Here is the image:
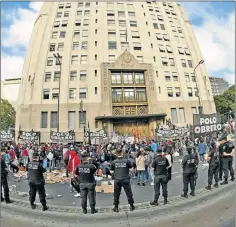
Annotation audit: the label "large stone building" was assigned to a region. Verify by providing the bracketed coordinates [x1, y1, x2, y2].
[209, 77, 230, 96]
[16, 1, 216, 142]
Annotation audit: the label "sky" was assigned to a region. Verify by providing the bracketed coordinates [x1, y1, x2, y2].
[1, 2, 235, 86]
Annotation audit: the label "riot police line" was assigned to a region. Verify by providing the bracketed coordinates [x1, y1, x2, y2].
[1, 134, 235, 214]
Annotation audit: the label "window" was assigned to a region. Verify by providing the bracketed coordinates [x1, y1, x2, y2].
[185, 73, 190, 82]
[123, 72, 133, 84]
[69, 89, 76, 99]
[188, 87, 193, 97]
[68, 111, 76, 129]
[54, 72, 60, 81]
[95, 70, 97, 77]
[75, 19, 81, 26]
[50, 112, 58, 128]
[81, 41, 88, 49]
[134, 72, 144, 83]
[71, 55, 78, 65]
[41, 112, 48, 128]
[160, 24, 165, 30]
[95, 87, 97, 94]
[112, 88, 122, 103]
[45, 73, 51, 82]
[124, 88, 135, 102]
[79, 111, 86, 128]
[194, 87, 199, 97]
[181, 59, 187, 67]
[73, 42, 80, 50]
[158, 86, 161, 93]
[95, 19, 98, 23]
[121, 42, 129, 50]
[159, 44, 165, 52]
[65, 3, 71, 8]
[179, 108, 185, 123]
[57, 43, 64, 51]
[128, 12, 135, 17]
[70, 71, 77, 81]
[95, 41, 97, 46]
[52, 88, 59, 99]
[57, 12, 62, 18]
[137, 56, 143, 63]
[82, 29, 88, 37]
[118, 11, 125, 17]
[74, 30, 80, 37]
[167, 87, 173, 97]
[54, 21, 60, 27]
[61, 20, 68, 27]
[192, 107, 197, 115]
[153, 56, 156, 62]
[119, 20, 126, 27]
[188, 60, 193, 68]
[164, 71, 171, 81]
[77, 10, 82, 16]
[175, 87, 181, 97]
[133, 42, 142, 50]
[117, 3, 124, 9]
[108, 41, 117, 49]
[43, 89, 50, 99]
[111, 73, 121, 84]
[131, 31, 140, 38]
[166, 46, 172, 53]
[169, 58, 175, 66]
[163, 35, 170, 41]
[47, 58, 53, 66]
[78, 2, 83, 7]
[192, 74, 196, 82]
[153, 23, 158, 29]
[185, 48, 190, 55]
[161, 57, 168, 66]
[85, 2, 90, 7]
[178, 47, 184, 54]
[60, 31, 66, 38]
[58, 4, 64, 9]
[120, 30, 127, 42]
[156, 33, 162, 40]
[80, 55, 87, 64]
[171, 108, 178, 124]
[52, 31, 58, 39]
[177, 27, 182, 33]
[79, 88, 87, 98]
[83, 19, 89, 26]
[136, 88, 146, 101]
[107, 19, 115, 25]
[130, 21, 137, 27]
[108, 30, 116, 40]
[80, 70, 87, 81]
[84, 10, 90, 16]
[109, 55, 115, 62]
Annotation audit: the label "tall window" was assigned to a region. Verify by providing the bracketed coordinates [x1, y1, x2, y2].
[108, 41, 117, 49]
[134, 72, 144, 84]
[167, 87, 173, 97]
[80, 70, 87, 81]
[69, 89, 76, 99]
[41, 112, 48, 128]
[171, 108, 178, 124]
[136, 88, 146, 101]
[54, 72, 60, 81]
[79, 88, 87, 98]
[123, 72, 133, 84]
[70, 71, 77, 81]
[45, 73, 51, 82]
[68, 111, 76, 129]
[112, 88, 122, 102]
[50, 112, 58, 128]
[79, 111, 86, 128]
[179, 108, 185, 123]
[80, 55, 87, 64]
[43, 89, 50, 99]
[124, 88, 135, 101]
[71, 55, 78, 64]
[52, 88, 59, 99]
[111, 73, 121, 84]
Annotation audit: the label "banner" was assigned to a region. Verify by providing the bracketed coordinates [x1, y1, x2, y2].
[111, 132, 128, 143]
[50, 131, 75, 143]
[157, 126, 189, 138]
[84, 129, 107, 138]
[0, 130, 15, 142]
[193, 113, 222, 136]
[19, 131, 40, 143]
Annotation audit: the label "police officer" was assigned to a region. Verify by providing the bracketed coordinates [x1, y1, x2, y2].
[220, 135, 235, 185]
[110, 149, 135, 213]
[181, 146, 199, 198]
[25, 152, 48, 211]
[205, 141, 220, 190]
[75, 156, 97, 214]
[218, 139, 224, 181]
[150, 149, 169, 206]
[1, 152, 12, 204]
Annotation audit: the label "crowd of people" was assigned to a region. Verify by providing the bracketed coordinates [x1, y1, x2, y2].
[1, 132, 235, 214]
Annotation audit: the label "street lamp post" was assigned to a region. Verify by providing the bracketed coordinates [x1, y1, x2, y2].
[193, 60, 204, 115]
[53, 53, 62, 132]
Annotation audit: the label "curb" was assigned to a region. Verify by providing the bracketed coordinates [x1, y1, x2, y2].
[2, 181, 235, 222]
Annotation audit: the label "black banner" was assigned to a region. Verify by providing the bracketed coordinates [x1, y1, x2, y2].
[84, 129, 107, 138]
[193, 113, 222, 136]
[50, 131, 75, 143]
[0, 130, 15, 142]
[157, 126, 189, 137]
[19, 131, 40, 143]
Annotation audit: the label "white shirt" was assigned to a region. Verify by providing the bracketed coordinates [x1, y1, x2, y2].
[165, 154, 172, 168]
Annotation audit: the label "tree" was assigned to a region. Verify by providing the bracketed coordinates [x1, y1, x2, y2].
[0, 99, 16, 130]
[214, 85, 235, 122]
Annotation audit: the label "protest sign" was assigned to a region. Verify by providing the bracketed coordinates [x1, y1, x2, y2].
[50, 131, 75, 143]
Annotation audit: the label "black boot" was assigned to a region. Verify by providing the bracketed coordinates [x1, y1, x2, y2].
[231, 178, 235, 182]
[83, 208, 87, 214]
[205, 185, 211, 190]
[164, 198, 168, 205]
[42, 205, 49, 211]
[130, 204, 135, 211]
[150, 200, 159, 206]
[5, 199, 12, 204]
[91, 208, 98, 214]
[181, 193, 188, 198]
[112, 206, 119, 213]
[31, 203, 36, 210]
[190, 191, 195, 196]
[220, 181, 228, 185]
[213, 183, 219, 188]
[137, 183, 140, 186]
[1, 197, 4, 202]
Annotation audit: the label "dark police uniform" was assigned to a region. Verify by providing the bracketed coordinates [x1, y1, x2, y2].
[75, 163, 97, 213]
[181, 153, 198, 196]
[151, 154, 169, 204]
[26, 160, 47, 209]
[221, 141, 235, 183]
[110, 157, 134, 210]
[218, 143, 224, 180]
[1, 158, 11, 203]
[207, 147, 220, 187]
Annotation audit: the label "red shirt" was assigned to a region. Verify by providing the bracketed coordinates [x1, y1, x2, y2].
[22, 149, 28, 157]
[9, 149, 16, 160]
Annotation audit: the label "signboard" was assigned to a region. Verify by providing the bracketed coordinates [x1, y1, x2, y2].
[193, 113, 222, 136]
[50, 131, 75, 143]
[157, 126, 190, 138]
[84, 129, 107, 138]
[19, 131, 40, 143]
[0, 130, 15, 142]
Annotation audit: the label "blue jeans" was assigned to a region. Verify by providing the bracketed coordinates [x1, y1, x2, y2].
[137, 170, 146, 183]
[149, 167, 154, 181]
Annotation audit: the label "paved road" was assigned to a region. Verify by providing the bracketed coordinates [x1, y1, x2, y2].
[1, 185, 235, 227]
[8, 160, 211, 206]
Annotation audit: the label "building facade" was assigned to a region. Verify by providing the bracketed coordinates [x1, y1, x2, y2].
[209, 77, 230, 96]
[1, 78, 21, 109]
[16, 2, 216, 142]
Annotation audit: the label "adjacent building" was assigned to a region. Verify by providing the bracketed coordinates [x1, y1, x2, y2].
[209, 77, 230, 96]
[16, 2, 216, 142]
